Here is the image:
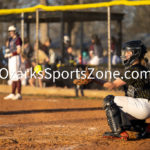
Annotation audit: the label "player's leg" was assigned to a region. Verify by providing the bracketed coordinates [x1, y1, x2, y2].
[74, 85, 79, 97]
[80, 86, 84, 96]
[12, 81, 17, 95]
[29, 78, 35, 87]
[103, 95, 129, 140]
[12, 56, 22, 100]
[17, 79, 21, 94]
[114, 96, 150, 120]
[4, 57, 16, 100]
[38, 78, 43, 88]
[13, 79, 22, 100]
[114, 96, 150, 138]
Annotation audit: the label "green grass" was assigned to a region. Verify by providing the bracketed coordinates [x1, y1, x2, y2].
[0, 92, 103, 101]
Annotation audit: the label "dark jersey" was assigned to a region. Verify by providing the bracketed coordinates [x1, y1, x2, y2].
[121, 64, 150, 99]
[9, 36, 22, 53]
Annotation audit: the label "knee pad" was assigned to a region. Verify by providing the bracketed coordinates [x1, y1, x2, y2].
[103, 95, 115, 109]
[104, 95, 139, 132]
[103, 95, 122, 133]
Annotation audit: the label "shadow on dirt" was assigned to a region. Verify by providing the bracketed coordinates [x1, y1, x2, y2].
[0, 107, 103, 115]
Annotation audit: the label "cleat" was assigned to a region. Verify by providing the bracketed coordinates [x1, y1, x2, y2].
[103, 131, 129, 141]
[137, 123, 150, 139]
[12, 93, 22, 100]
[4, 94, 15, 100]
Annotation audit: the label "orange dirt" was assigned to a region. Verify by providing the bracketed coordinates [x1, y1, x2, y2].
[0, 86, 150, 150]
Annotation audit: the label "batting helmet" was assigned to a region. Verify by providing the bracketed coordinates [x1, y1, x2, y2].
[8, 25, 16, 32]
[121, 40, 147, 66]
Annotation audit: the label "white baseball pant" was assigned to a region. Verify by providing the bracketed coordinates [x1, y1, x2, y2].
[8, 55, 21, 81]
[114, 96, 150, 120]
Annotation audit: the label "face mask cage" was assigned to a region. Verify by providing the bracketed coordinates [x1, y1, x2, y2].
[121, 47, 141, 66]
[121, 50, 127, 61]
[121, 49, 131, 65]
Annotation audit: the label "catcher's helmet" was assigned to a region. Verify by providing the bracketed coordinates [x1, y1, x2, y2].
[8, 25, 16, 32]
[121, 40, 147, 66]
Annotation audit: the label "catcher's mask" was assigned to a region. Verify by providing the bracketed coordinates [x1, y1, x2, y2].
[121, 40, 147, 67]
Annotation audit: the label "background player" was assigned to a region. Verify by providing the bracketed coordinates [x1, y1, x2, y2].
[4, 25, 22, 100]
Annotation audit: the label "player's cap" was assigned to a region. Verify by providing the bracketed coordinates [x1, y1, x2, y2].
[8, 25, 16, 31]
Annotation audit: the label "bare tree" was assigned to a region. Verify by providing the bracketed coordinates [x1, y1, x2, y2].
[130, 6, 150, 33]
[0, 0, 21, 46]
[61, 0, 110, 46]
[71, 0, 83, 46]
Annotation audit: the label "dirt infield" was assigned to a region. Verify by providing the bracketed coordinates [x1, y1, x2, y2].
[0, 86, 150, 150]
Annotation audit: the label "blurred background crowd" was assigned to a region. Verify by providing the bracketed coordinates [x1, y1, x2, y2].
[0, 0, 150, 90]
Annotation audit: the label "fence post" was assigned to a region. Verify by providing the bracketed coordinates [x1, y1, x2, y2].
[107, 6, 111, 82]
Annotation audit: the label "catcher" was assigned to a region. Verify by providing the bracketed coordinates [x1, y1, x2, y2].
[74, 40, 150, 140]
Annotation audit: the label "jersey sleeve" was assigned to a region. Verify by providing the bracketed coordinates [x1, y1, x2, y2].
[15, 37, 22, 46]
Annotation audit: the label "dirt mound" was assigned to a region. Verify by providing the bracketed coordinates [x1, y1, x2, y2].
[0, 89, 150, 150]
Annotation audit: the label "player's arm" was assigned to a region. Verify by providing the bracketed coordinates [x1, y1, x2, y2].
[4, 38, 22, 58]
[12, 37, 22, 56]
[73, 70, 127, 89]
[16, 45, 21, 54]
[103, 78, 126, 90]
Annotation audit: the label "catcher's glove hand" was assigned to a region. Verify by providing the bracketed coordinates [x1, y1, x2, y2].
[73, 70, 93, 85]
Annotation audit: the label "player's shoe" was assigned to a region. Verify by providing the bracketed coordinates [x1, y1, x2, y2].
[4, 93, 15, 100]
[136, 123, 150, 139]
[103, 131, 129, 141]
[12, 93, 22, 100]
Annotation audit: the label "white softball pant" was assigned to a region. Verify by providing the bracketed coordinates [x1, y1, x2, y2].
[8, 55, 21, 81]
[114, 96, 150, 120]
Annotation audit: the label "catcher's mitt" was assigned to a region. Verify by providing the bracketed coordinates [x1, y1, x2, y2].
[73, 70, 93, 85]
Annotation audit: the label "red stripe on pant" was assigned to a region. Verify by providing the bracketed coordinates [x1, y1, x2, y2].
[12, 80, 21, 94]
